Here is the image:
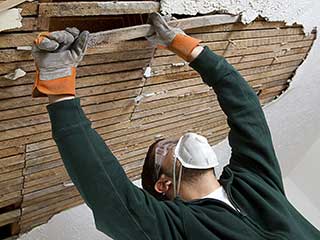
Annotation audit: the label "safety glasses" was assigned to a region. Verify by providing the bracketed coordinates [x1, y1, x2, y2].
[154, 137, 182, 198]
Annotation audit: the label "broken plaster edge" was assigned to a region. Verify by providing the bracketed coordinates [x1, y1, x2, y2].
[160, 0, 316, 34]
[0, 8, 22, 32]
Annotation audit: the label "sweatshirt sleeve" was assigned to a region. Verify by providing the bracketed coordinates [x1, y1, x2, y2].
[46, 98, 183, 240]
[189, 46, 284, 193]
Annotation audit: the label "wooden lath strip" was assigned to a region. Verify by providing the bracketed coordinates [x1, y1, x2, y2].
[0, 209, 20, 227]
[87, 14, 239, 46]
[0, 0, 29, 13]
[39, 1, 160, 17]
[0, 58, 305, 136]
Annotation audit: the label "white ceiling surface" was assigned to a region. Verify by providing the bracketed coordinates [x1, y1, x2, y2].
[160, 0, 316, 33]
[18, 1, 320, 239]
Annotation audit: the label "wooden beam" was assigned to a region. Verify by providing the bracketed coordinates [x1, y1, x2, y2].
[0, 0, 30, 13]
[88, 14, 239, 46]
[39, 1, 160, 17]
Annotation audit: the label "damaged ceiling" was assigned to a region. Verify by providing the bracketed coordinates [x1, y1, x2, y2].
[0, 0, 316, 238]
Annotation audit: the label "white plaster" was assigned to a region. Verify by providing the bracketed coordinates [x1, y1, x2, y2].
[17, 1, 320, 239]
[160, 0, 316, 33]
[0, 8, 22, 32]
[4, 68, 26, 80]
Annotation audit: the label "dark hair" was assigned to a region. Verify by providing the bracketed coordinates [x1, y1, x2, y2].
[141, 138, 165, 200]
[141, 139, 216, 200]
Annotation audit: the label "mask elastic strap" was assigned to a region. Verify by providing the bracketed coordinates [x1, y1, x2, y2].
[176, 164, 183, 196]
[173, 156, 183, 198]
[173, 156, 177, 198]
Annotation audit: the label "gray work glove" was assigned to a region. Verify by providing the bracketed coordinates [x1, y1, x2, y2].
[32, 27, 89, 97]
[146, 12, 184, 47]
[146, 12, 201, 61]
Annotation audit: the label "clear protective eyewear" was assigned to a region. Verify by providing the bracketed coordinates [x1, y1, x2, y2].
[154, 137, 182, 198]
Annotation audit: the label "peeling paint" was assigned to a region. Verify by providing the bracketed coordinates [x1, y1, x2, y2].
[0, 8, 22, 32]
[160, 0, 315, 33]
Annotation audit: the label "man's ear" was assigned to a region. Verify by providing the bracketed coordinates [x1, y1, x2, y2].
[154, 174, 172, 193]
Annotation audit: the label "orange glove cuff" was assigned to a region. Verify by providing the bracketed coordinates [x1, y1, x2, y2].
[168, 34, 201, 62]
[34, 32, 50, 45]
[32, 67, 76, 98]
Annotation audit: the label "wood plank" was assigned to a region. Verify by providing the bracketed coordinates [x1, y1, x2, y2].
[21, 104, 216, 162]
[191, 27, 304, 43]
[104, 102, 222, 141]
[24, 165, 66, 182]
[24, 159, 63, 175]
[23, 174, 70, 194]
[0, 59, 300, 148]
[25, 152, 60, 167]
[0, 83, 139, 118]
[0, 190, 21, 205]
[22, 184, 72, 203]
[25, 145, 57, 160]
[21, 108, 226, 170]
[20, 196, 83, 233]
[19, 1, 38, 16]
[106, 113, 227, 149]
[23, 170, 68, 190]
[150, 49, 307, 77]
[0, 154, 24, 167]
[185, 20, 295, 34]
[0, 181, 22, 196]
[25, 95, 216, 157]
[0, 209, 20, 227]
[151, 46, 309, 67]
[39, 1, 160, 17]
[0, 55, 149, 78]
[22, 186, 78, 207]
[20, 196, 83, 230]
[0, 162, 24, 174]
[87, 14, 238, 46]
[0, 0, 29, 12]
[0, 122, 51, 142]
[0, 112, 132, 150]
[0, 32, 38, 49]
[22, 188, 79, 215]
[0, 146, 24, 158]
[0, 196, 21, 209]
[0, 169, 22, 182]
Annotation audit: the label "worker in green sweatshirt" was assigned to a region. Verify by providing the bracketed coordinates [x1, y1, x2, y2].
[31, 12, 320, 240]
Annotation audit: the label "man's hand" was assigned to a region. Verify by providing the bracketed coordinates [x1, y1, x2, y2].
[146, 12, 201, 62]
[32, 27, 89, 98]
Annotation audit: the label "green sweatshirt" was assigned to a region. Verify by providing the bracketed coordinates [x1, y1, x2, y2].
[47, 47, 320, 240]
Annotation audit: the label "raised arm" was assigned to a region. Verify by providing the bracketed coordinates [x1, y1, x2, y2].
[47, 98, 183, 239]
[31, 28, 184, 240]
[189, 47, 284, 193]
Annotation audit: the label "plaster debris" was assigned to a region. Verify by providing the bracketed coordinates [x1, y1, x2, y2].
[171, 62, 186, 67]
[160, 0, 315, 33]
[63, 181, 75, 187]
[143, 66, 152, 78]
[134, 91, 168, 105]
[4, 68, 26, 80]
[17, 46, 33, 51]
[0, 8, 22, 32]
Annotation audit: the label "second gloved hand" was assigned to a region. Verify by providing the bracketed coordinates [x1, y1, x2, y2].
[32, 27, 89, 98]
[146, 12, 201, 62]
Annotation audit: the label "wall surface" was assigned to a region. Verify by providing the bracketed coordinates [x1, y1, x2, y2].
[18, 0, 320, 239]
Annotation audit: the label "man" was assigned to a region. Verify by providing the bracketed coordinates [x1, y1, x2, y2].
[32, 12, 320, 240]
